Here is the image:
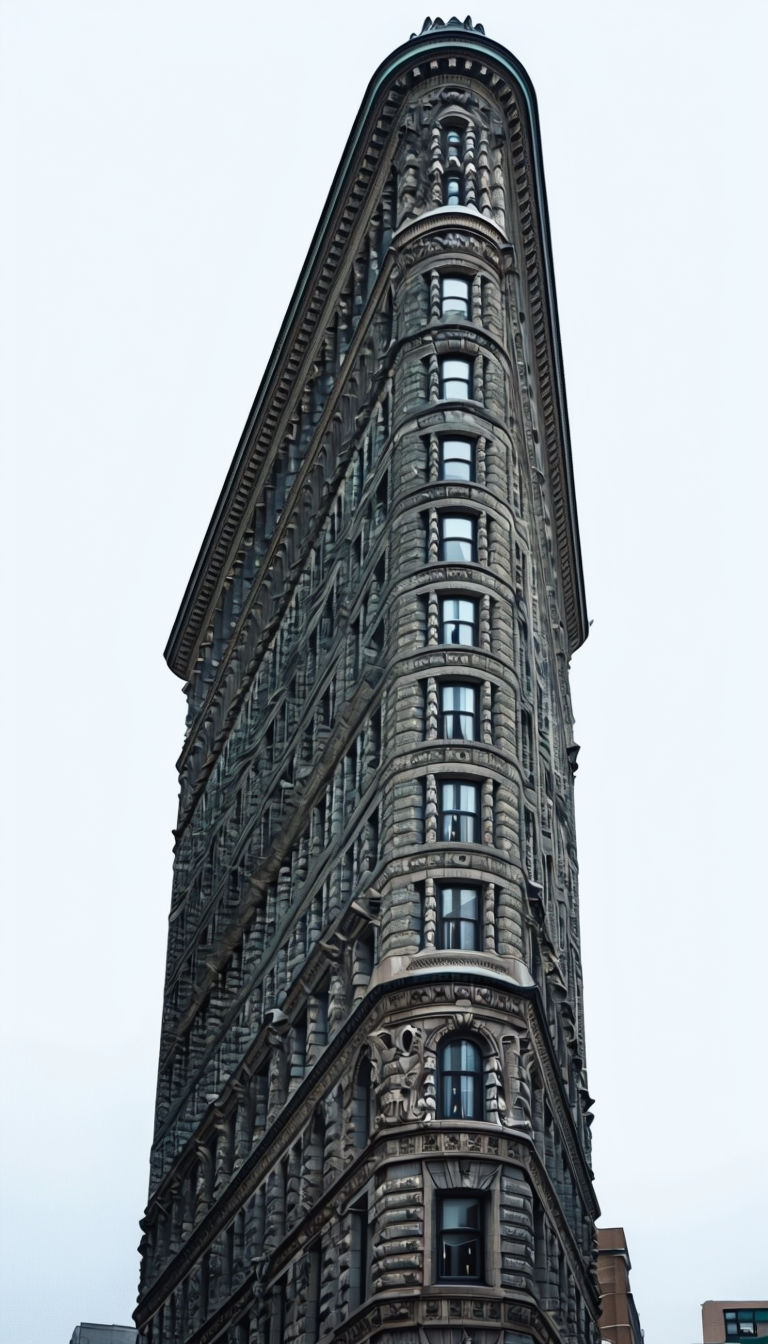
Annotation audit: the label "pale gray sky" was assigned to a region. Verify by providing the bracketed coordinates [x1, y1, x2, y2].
[1, 4, 766, 1343]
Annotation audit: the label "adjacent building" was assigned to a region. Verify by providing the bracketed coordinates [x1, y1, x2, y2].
[595, 1228, 643, 1344]
[70, 1326, 137, 1344]
[702, 1303, 768, 1343]
[136, 17, 600, 1344]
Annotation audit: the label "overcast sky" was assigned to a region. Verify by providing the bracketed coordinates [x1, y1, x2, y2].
[1, 3, 766, 1343]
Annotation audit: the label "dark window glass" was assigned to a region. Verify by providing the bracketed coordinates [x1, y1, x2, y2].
[440, 597, 477, 646]
[439, 780, 480, 843]
[441, 683, 477, 740]
[440, 514, 476, 562]
[439, 1038, 483, 1118]
[441, 276, 470, 319]
[438, 1195, 483, 1280]
[439, 357, 472, 400]
[438, 884, 480, 949]
[440, 437, 474, 482]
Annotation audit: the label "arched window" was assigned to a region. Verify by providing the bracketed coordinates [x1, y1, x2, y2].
[352, 1055, 372, 1148]
[438, 1038, 484, 1118]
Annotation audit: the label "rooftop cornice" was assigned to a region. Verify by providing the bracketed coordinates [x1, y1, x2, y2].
[164, 23, 588, 679]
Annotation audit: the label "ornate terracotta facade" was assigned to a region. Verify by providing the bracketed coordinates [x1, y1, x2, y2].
[136, 18, 599, 1344]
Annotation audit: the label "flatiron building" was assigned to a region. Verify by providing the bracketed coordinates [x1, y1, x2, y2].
[136, 18, 600, 1344]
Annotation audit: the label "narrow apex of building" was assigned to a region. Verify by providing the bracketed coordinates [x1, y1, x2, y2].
[412, 17, 486, 38]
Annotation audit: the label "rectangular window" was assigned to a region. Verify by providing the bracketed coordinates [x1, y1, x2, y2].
[437, 884, 480, 949]
[349, 1195, 370, 1309]
[439, 514, 476, 562]
[440, 436, 475, 482]
[439, 357, 472, 400]
[440, 275, 470, 319]
[438, 1195, 484, 1281]
[439, 780, 480, 843]
[440, 597, 478, 646]
[306, 1241, 322, 1342]
[440, 683, 477, 740]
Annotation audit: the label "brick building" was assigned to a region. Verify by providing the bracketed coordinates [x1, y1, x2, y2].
[136, 17, 600, 1344]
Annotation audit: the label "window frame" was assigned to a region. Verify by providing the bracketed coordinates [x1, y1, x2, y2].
[439, 355, 472, 401]
[440, 274, 471, 320]
[436, 1193, 485, 1283]
[439, 513, 477, 564]
[437, 883, 481, 950]
[439, 682, 478, 741]
[437, 1037, 484, 1119]
[439, 436, 475, 483]
[438, 779, 480, 843]
[439, 596, 478, 647]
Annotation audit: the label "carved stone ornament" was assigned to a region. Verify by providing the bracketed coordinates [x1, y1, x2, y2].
[369, 1023, 434, 1125]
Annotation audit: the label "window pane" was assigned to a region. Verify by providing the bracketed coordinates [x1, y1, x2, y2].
[440, 597, 477, 646]
[441, 683, 476, 740]
[440, 515, 475, 562]
[445, 129, 463, 157]
[445, 175, 461, 204]
[440, 438, 474, 481]
[439, 781, 479, 842]
[440, 358, 471, 399]
[441, 277, 470, 318]
[439, 1196, 482, 1280]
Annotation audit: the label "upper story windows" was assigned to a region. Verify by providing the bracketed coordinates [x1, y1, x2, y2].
[443, 124, 466, 206]
[438, 883, 480, 950]
[438, 1038, 484, 1118]
[439, 356, 472, 400]
[437, 1195, 484, 1281]
[440, 275, 470, 319]
[440, 436, 475, 482]
[439, 780, 480, 843]
[440, 683, 477, 740]
[440, 597, 478, 646]
[439, 513, 476, 563]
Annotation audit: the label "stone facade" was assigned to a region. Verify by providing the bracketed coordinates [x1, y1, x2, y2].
[136, 18, 599, 1344]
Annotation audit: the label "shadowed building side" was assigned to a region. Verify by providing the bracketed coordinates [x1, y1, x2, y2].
[136, 17, 600, 1344]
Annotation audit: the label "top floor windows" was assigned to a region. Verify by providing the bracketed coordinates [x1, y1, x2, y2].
[444, 126, 464, 159]
[443, 125, 465, 206]
[440, 357, 472, 400]
[441, 275, 470, 320]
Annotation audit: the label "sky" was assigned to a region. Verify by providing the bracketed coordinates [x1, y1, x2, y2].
[1, 3, 766, 1343]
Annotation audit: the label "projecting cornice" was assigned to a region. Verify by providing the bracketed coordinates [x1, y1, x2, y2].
[164, 23, 588, 679]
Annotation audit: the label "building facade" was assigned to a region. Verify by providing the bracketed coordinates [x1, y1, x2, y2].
[595, 1228, 643, 1344]
[136, 17, 599, 1344]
